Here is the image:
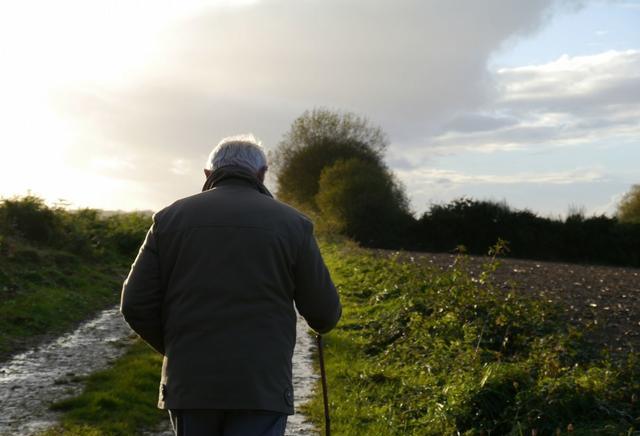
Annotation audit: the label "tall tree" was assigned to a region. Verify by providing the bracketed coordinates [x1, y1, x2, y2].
[272, 108, 388, 209]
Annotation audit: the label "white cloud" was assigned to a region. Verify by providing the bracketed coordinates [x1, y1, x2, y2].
[90, 156, 136, 173]
[498, 50, 639, 102]
[170, 159, 193, 176]
[11, 0, 622, 215]
[423, 50, 640, 157]
[52, 0, 569, 170]
[399, 167, 605, 187]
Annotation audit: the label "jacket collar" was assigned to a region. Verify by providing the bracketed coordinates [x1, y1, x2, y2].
[202, 165, 273, 198]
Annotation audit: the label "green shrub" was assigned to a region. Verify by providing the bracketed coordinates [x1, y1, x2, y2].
[0, 195, 150, 258]
[104, 212, 151, 256]
[0, 195, 59, 243]
[316, 158, 411, 248]
[304, 242, 640, 435]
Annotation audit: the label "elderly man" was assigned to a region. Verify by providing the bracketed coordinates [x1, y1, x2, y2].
[120, 135, 341, 436]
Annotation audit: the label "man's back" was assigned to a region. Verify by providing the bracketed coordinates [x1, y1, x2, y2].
[121, 167, 341, 416]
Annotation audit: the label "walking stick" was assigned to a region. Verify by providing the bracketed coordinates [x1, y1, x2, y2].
[316, 334, 331, 436]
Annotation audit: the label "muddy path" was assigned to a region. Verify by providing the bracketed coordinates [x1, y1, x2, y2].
[286, 314, 321, 435]
[0, 307, 320, 435]
[0, 307, 133, 435]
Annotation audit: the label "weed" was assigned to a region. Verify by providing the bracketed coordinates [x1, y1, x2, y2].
[32, 238, 640, 435]
[303, 241, 640, 435]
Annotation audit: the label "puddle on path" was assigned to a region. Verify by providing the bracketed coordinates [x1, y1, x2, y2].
[0, 307, 133, 436]
[285, 314, 320, 436]
[0, 308, 320, 435]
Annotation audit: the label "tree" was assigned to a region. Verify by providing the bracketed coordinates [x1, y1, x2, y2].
[315, 158, 412, 247]
[617, 184, 640, 224]
[272, 108, 389, 209]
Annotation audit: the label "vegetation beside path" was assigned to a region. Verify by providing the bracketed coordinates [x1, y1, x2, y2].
[0, 195, 150, 360]
[42, 238, 640, 435]
[5, 195, 638, 435]
[40, 340, 166, 436]
[303, 241, 640, 435]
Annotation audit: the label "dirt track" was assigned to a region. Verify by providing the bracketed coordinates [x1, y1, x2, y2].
[380, 250, 640, 357]
[0, 307, 132, 435]
[0, 307, 319, 435]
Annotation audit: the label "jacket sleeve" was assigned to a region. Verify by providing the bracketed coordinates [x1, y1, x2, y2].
[293, 223, 342, 334]
[120, 218, 165, 354]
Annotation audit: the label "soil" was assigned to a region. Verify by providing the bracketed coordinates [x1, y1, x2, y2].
[0, 300, 121, 365]
[0, 307, 134, 435]
[378, 249, 640, 358]
[286, 314, 321, 435]
[0, 306, 319, 436]
[7, 248, 635, 434]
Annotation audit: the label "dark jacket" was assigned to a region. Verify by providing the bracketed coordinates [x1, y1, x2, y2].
[120, 166, 341, 414]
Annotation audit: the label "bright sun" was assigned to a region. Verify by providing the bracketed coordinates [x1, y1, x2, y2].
[0, 0, 256, 210]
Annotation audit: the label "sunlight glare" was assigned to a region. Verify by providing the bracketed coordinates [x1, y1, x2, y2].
[0, 1, 261, 208]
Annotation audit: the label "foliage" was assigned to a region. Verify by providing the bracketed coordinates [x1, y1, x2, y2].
[0, 195, 151, 359]
[103, 211, 153, 256]
[414, 198, 640, 267]
[272, 110, 640, 267]
[617, 184, 640, 224]
[37, 240, 640, 434]
[272, 108, 389, 209]
[302, 242, 640, 435]
[0, 239, 124, 358]
[316, 158, 412, 248]
[0, 195, 59, 243]
[0, 195, 151, 258]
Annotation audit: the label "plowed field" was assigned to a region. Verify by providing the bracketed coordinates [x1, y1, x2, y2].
[382, 250, 640, 358]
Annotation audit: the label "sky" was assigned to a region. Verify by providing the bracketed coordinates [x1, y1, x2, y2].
[0, 0, 638, 217]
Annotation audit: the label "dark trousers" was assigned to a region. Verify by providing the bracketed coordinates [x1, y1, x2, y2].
[169, 409, 288, 436]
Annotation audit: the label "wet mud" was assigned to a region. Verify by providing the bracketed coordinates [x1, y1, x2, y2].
[286, 314, 321, 436]
[0, 307, 320, 435]
[0, 307, 133, 435]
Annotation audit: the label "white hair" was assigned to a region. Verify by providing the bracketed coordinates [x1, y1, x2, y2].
[205, 134, 267, 173]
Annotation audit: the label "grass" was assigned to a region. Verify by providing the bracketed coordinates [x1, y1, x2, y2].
[0, 239, 129, 359]
[31, 239, 640, 435]
[41, 340, 166, 436]
[302, 241, 640, 435]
